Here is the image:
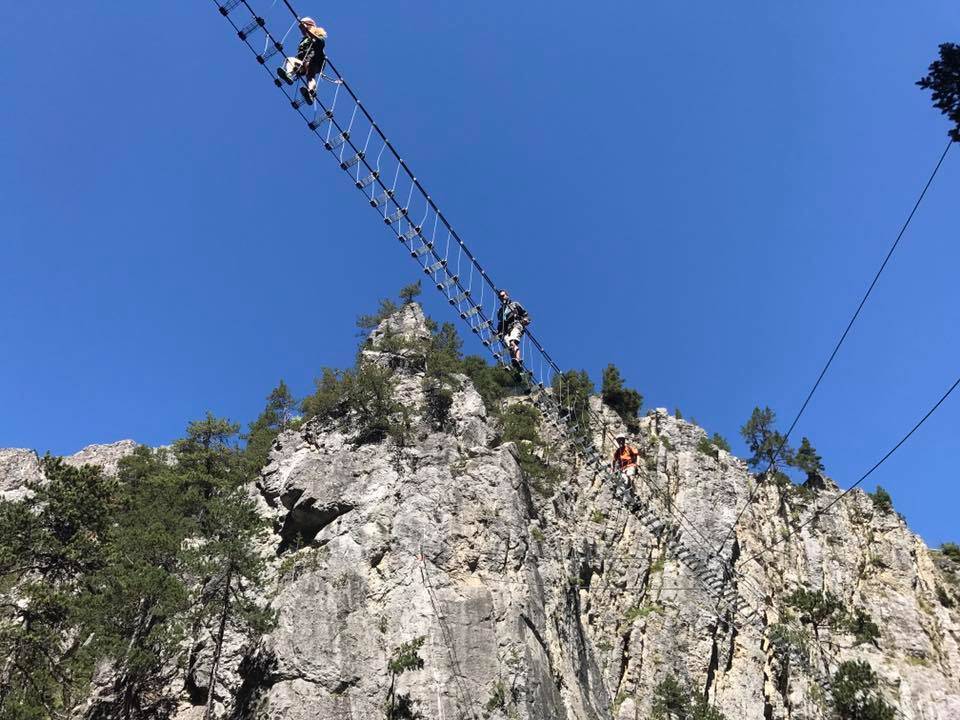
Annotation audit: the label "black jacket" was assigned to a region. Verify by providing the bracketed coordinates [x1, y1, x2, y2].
[297, 35, 326, 76]
[497, 300, 527, 336]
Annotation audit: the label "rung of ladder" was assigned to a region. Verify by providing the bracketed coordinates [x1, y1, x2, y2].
[256, 45, 280, 64]
[356, 171, 379, 189]
[384, 207, 408, 225]
[238, 17, 265, 40]
[460, 305, 481, 319]
[370, 189, 394, 208]
[218, 0, 244, 15]
[340, 151, 364, 170]
[448, 290, 471, 305]
[436, 275, 458, 290]
[471, 319, 493, 334]
[411, 243, 435, 259]
[401, 226, 423, 242]
[424, 261, 446, 275]
[324, 132, 350, 150]
[308, 110, 333, 131]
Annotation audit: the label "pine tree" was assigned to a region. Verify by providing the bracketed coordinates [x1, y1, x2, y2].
[917, 43, 960, 142]
[81, 447, 196, 720]
[398, 280, 422, 305]
[553, 370, 595, 428]
[600, 364, 643, 431]
[0, 457, 119, 717]
[244, 380, 298, 475]
[189, 486, 274, 720]
[790, 437, 824, 482]
[831, 661, 895, 720]
[739, 407, 793, 476]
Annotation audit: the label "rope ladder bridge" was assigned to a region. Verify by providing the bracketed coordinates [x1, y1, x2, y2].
[211, 0, 777, 635]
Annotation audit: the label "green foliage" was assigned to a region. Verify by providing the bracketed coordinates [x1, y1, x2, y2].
[244, 379, 298, 475]
[0, 457, 121, 716]
[462, 355, 524, 411]
[696, 433, 730, 459]
[674, 408, 683, 420]
[651, 675, 730, 720]
[398, 280, 422, 305]
[651, 675, 689, 720]
[303, 363, 409, 446]
[423, 381, 454, 430]
[786, 587, 846, 627]
[831, 661, 895, 720]
[601, 364, 643, 431]
[552, 369, 595, 428]
[786, 586, 880, 646]
[624, 603, 663, 623]
[942, 542, 960, 563]
[302, 367, 348, 422]
[869, 486, 894, 515]
[386, 637, 426, 719]
[847, 608, 881, 646]
[0, 416, 277, 719]
[500, 404, 560, 496]
[740, 406, 793, 474]
[357, 298, 400, 332]
[768, 623, 811, 668]
[790, 437, 824, 480]
[387, 636, 426, 676]
[917, 43, 960, 142]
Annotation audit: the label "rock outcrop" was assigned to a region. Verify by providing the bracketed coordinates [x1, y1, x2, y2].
[3, 305, 958, 719]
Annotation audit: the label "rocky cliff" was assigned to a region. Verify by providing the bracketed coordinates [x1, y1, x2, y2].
[3, 305, 958, 720]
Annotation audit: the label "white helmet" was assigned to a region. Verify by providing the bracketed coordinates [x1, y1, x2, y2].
[300, 17, 316, 26]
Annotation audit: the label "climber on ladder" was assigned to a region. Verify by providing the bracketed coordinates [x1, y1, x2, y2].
[612, 434, 640, 478]
[496, 289, 530, 369]
[277, 17, 327, 104]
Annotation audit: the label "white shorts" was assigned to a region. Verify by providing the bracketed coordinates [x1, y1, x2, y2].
[504, 323, 524, 346]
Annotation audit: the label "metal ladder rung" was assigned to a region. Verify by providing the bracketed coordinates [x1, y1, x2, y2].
[356, 171, 379, 189]
[256, 45, 281, 64]
[424, 261, 447, 275]
[238, 17, 265, 40]
[308, 110, 334, 131]
[411, 243, 435, 259]
[448, 290, 471, 305]
[218, 0, 243, 16]
[471, 319, 493, 334]
[460, 305, 481, 319]
[385, 207, 408, 225]
[340, 152, 365, 170]
[436, 275, 458, 290]
[370, 189, 394, 208]
[401, 226, 424, 242]
[324, 131, 350, 150]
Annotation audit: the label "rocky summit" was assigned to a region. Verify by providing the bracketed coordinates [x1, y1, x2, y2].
[2, 304, 958, 720]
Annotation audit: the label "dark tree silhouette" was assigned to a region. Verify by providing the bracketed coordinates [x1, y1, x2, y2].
[917, 43, 960, 142]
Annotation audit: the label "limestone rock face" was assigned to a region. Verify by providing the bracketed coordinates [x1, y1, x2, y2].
[0, 449, 42, 501]
[63, 439, 139, 477]
[2, 305, 958, 719]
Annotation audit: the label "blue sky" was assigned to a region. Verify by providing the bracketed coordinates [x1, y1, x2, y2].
[1, 3, 957, 546]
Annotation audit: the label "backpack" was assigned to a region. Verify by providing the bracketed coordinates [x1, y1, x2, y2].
[513, 302, 531, 326]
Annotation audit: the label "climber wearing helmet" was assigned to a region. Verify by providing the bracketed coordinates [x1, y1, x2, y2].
[612, 434, 640, 478]
[277, 17, 327, 104]
[496, 289, 530, 368]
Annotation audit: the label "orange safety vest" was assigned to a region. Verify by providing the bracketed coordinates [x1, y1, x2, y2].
[613, 444, 639, 470]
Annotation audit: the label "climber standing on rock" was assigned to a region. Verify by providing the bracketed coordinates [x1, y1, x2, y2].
[612, 434, 640, 478]
[277, 17, 328, 104]
[496, 289, 530, 369]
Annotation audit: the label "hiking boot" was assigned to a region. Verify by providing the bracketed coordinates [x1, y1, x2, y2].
[300, 86, 316, 104]
[277, 67, 295, 85]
